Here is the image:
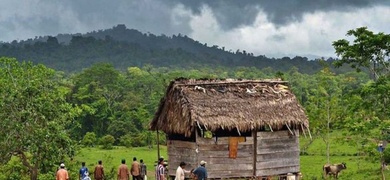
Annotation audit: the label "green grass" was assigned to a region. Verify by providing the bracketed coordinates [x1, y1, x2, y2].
[300, 131, 390, 180]
[300, 155, 388, 180]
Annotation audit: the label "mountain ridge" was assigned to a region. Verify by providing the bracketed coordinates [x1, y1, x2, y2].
[0, 24, 342, 74]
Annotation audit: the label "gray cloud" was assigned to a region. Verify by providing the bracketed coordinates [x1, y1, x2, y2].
[2, 0, 389, 42]
[0, 0, 191, 42]
[176, 0, 390, 29]
[0, 0, 389, 57]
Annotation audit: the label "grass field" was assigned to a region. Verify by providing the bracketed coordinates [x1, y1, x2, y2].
[75, 133, 390, 180]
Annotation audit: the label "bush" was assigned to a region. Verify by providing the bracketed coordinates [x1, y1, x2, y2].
[100, 135, 115, 149]
[131, 135, 147, 147]
[383, 146, 390, 163]
[82, 132, 97, 147]
[119, 134, 133, 148]
[0, 157, 29, 180]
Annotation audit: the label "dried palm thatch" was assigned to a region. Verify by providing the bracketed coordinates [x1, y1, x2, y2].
[150, 78, 309, 137]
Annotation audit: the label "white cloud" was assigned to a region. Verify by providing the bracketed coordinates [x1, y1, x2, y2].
[186, 5, 390, 58]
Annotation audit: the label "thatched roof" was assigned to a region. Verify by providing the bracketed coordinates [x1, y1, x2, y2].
[150, 78, 309, 137]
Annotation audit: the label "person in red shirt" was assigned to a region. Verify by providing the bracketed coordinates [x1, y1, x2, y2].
[94, 160, 105, 180]
[131, 157, 141, 180]
[118, 159, 130, 180]
[56, 163, 69, 180]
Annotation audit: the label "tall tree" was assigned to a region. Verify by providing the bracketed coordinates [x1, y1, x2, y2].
[333, 27, 390, 80]
[305, 66, 344, 163]
[0, 57, 79, 180]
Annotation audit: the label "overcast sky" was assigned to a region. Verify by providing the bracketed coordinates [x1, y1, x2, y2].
[1, 0, 389, 58]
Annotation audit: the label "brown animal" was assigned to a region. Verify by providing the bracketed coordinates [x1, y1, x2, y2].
[323, 162, 346, 179]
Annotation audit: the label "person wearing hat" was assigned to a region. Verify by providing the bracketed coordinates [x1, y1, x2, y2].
[175, 162, 191, 180]
[192, 161, 207, 180]
[56, 163, 69, 180]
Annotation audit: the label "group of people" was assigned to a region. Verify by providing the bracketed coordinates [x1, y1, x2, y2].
[117, 157, 148, 180]
[56, 158, 147, 180]
[56, 156, 207, 180]
[156, 156, 208, 180]
[56, 160, 104, 180]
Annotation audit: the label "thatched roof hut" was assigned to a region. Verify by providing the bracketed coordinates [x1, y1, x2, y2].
[150, 78, 309, 179]
[151, 78, 308, 135]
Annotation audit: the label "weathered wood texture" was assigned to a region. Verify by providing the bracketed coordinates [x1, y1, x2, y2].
[167, 140, 198, 176]
[196, 136, 254, 178]
[256, 130, 300, 176]
[168, 130, 301, 178]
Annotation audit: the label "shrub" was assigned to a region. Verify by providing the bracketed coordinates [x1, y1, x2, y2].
[119, 134, 133, 148]
[82, 132, 97, 147]
[383, 146, 390, 163]
[131, 135, 146, 147]
[0, 157, 29, 180]
[100, 135, 115, 149]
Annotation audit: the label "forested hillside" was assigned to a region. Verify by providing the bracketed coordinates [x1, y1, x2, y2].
[0, 24, 351, 74]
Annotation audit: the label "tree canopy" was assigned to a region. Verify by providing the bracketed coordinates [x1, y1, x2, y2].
[333, 27, 390, 80]
[0, 57, 79, 180]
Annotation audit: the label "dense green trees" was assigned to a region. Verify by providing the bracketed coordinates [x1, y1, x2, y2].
[333, 27, 390, 146]
[0, 58, 79, 180]
[0, 56, 385, 178]
[333, 28, 390, 176]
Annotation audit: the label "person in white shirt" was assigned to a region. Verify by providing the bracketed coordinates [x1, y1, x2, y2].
[175, 162, 190, 180]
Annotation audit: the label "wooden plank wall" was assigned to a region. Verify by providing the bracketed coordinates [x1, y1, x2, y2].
[167, 140, 198, 177]
[196, 136, 254, 178]
[256, 130, 300, 176]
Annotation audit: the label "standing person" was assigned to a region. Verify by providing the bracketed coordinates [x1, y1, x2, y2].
[56, 163, 69, 180]
[118, 159, 130, 180]
[155, 157, 165, 180]
[192, 161, 207, 180]
[140, 159, 147, 180]
[131, 157, 141, 180]
[94, 160, 105, 180]
[175, 162, 191, 180]
[79, 162, 89, 180]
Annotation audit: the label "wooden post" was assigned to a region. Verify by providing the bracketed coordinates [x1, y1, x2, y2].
[253, 130, 257, 177]
[157, 129, 160, 160]
[195, 128, 199, 166]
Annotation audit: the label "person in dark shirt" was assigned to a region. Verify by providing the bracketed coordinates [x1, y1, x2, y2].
[79, 162, 89, 180]
[140, 159, 147, 180]
[192, 160, 207, 180]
